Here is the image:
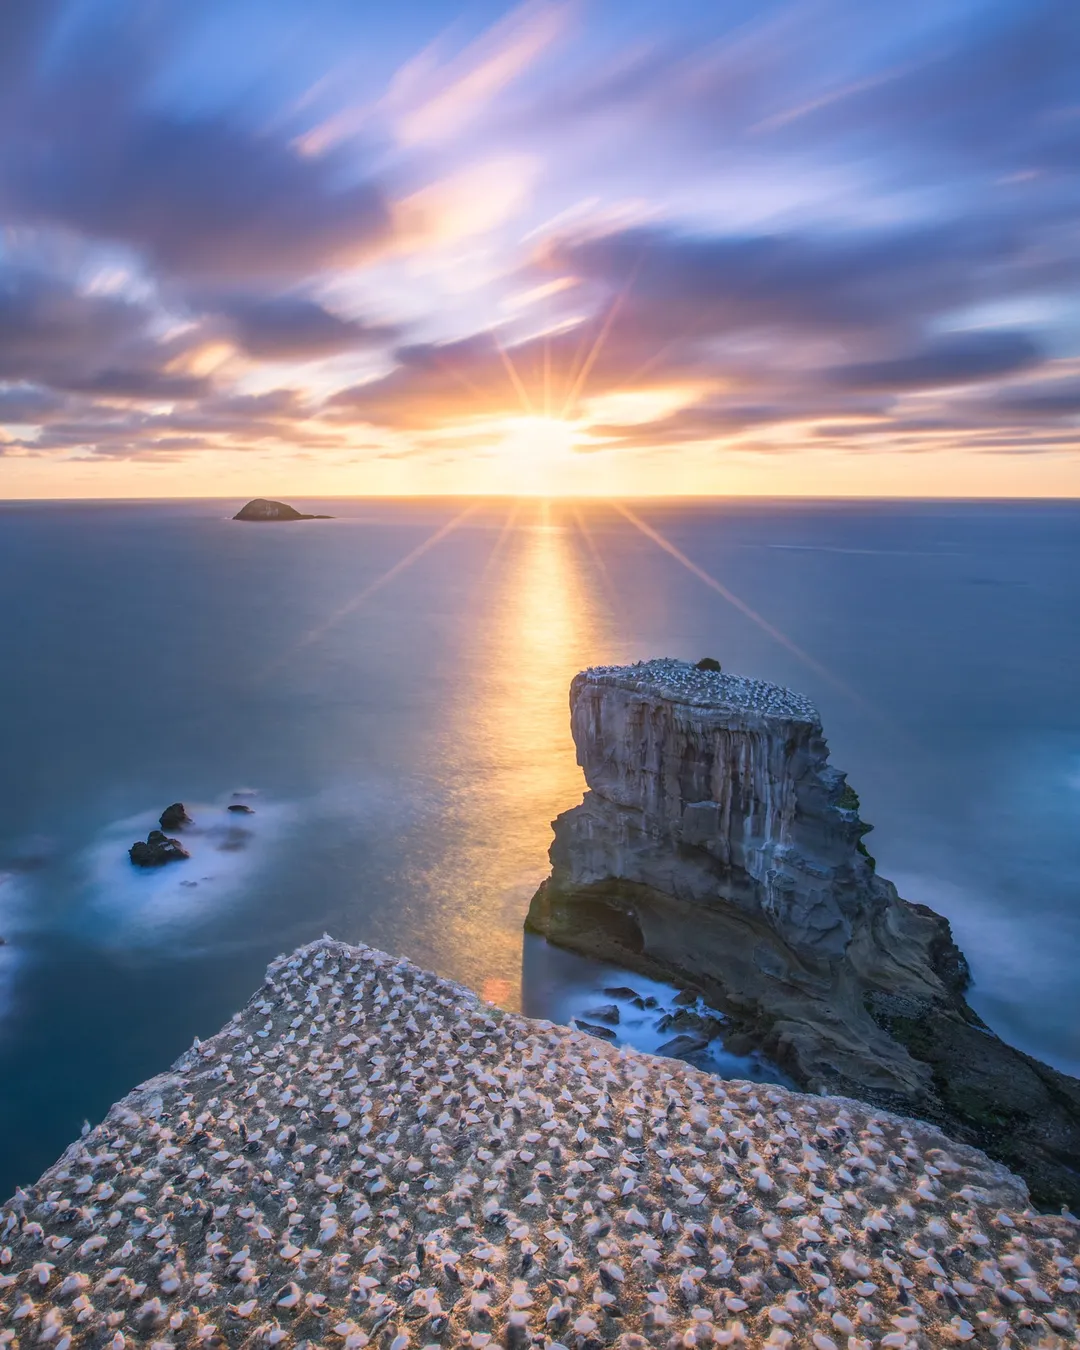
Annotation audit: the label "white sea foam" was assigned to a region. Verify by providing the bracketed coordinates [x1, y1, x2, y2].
[79, 797, 299, 945]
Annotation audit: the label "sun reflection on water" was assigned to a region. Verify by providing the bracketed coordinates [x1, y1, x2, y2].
[405, 500, 618, 1009]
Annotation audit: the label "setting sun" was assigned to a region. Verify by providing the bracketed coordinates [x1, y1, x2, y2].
[491, 415, 587, 493]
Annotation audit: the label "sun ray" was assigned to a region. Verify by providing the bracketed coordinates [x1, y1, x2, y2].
[262, 504, 479, 677]
[431, 350, 491, 405]
[491, 328, 536, 417]
[616, 326, 709, 394]
[611, 502, 872, 711]
[559, 251, 645, 419]
[476, 500, 523, 584]
[571, 504, 618, 612]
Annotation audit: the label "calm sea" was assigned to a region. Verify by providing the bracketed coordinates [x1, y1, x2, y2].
[1, 497, 1078, 1198]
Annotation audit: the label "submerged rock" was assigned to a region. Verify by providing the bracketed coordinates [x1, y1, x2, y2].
[527, 657, 1080, 1209]
[129, 829, 189, 867]
[232, 497, 332, 521]
[158, 802, 192, 831]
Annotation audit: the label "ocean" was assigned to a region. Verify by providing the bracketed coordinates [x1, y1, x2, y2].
[1, 496, 1078, 1200]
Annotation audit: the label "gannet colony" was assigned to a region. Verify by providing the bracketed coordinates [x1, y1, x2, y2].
[3, 938, 1078, 1350]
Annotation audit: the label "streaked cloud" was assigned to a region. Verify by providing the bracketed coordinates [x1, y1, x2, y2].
[0, 0, 1077, 496]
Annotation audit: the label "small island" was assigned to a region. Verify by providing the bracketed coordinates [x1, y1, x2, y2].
[232, 498, 333, 521]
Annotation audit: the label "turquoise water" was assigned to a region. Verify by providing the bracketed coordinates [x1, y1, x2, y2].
[1, 497, 1078, 1197]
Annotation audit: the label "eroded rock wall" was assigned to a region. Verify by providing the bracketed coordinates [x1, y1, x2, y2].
[527, 660, 1080, 1209]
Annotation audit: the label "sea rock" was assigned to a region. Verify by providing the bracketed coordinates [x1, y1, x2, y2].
[158, 802, 192, 831]
[129, 829, 189, 867]
[573, 1019, 616, 1040]
[602, 984, 640, 1000]
[657, 1032, 710, 1057]
[656, 1008, 725, 1039]
[527, 657, 1080, 1209]
[227, 802, 254, 814]
[232, 498, 332, 521]
[582, 1002, 620, 1024]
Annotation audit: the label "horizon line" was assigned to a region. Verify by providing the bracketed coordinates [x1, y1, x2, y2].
[4, 491, 1080, 505]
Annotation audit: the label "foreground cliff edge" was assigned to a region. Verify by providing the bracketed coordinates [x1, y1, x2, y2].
[527, 660, 1080, 1211]
[3, 938, 1078, 1350]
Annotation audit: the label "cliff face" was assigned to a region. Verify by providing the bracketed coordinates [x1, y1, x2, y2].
[527, 659, 1080, 1209]
[562, 666, 882, 959]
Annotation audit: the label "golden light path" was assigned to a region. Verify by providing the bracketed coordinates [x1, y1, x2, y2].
[396, 501, 618, 1009]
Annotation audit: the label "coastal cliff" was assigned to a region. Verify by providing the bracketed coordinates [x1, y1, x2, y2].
[4, 938, 1077, 1350]
[527, 660, 1080, 1209]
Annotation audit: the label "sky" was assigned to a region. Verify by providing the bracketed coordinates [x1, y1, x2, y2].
[0, 0, 1078, 498]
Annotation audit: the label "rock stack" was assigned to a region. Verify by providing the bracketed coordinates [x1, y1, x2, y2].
[527, 660, 1080, 1209]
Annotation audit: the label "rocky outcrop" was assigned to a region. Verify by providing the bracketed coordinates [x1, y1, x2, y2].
[158, 802, 192, 831]
[232, 498, 332, 521]
[527, 659, 1080, 1209]
[129, 829, 189, 867]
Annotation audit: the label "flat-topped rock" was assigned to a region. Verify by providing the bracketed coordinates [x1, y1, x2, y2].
[233, 498, 332, 522]
[528, 660, 1080, 1209]
[3, 938, 1077, 1350]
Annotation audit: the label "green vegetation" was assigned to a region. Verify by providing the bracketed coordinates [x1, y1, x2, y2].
[695, 657, 722, 672]
[837, 781, 875, 868]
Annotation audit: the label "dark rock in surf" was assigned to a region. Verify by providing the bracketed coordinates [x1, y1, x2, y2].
[130, 829, 189, 867]
[656, 1008, 724, 1039]
[657, 1033, 711, 1058]
[159, 803, 192, 831]
[573, 1020, 617, 1041]
[227, 803, 255, 814]
[582, 1004, 620, 1025]
[233, 498, 332, 522]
